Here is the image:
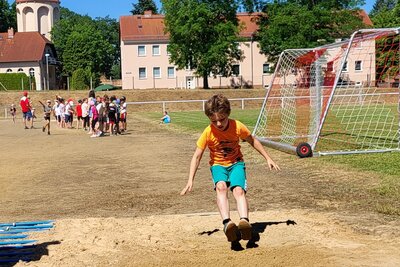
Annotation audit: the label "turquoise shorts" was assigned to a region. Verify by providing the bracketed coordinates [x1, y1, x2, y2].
[210, 161, 247, 191]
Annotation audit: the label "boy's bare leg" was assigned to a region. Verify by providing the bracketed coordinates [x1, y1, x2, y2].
[233, 187, 252, 240]
[216, 182, 238, 242]
[232, 187, 248, 219]
[216, 182, 230, 220]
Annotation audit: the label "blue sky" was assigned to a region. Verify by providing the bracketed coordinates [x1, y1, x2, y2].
[8, 0, 375, 20]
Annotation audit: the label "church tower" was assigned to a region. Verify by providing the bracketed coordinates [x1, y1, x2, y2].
[16, 0, 60, 41]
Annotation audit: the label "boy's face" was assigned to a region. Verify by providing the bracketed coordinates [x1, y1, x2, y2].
[209, 112, 229, 131]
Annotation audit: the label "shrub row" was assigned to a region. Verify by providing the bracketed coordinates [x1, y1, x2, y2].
[0, 73, 34, 91]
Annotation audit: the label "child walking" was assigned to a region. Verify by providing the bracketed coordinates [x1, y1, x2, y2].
[39, 100, 52, 135]
[9, 104, 16, 123]
[180, 94, 280, 242]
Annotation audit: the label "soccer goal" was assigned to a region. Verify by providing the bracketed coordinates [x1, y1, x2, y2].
[253, 28, 400, 157]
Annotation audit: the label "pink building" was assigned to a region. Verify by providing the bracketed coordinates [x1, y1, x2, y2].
[120, 10, 374, 90]
[120, 12, 273, 89]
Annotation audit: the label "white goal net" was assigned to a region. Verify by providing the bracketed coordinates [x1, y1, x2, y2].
[253, 28, 400, 157]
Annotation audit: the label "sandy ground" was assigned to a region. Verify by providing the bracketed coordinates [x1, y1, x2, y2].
[0, 114, 399, 267]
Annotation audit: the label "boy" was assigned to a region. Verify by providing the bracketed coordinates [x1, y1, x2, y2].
[160, 111, 171, 124]
[39, 100, 52, 135]
[180, 94, 280, 242]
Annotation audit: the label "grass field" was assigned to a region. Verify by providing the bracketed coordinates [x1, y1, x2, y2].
[141, 109, 400, 215]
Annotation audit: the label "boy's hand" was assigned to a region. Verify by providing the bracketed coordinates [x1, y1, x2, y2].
[180, 182, 193, 196]
[267, 158, 281, 171]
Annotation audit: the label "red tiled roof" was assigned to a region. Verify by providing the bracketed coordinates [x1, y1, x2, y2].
[358, 10, 373, 26]
[237, 12, 261, 38]
[121, 11, 372, 42]
[120, 14, 168, 42]
[120, 13, 261, 42]
[0, 32, 52, 63]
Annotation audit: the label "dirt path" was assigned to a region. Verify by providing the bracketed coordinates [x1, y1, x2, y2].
[0, 117, 399, 266]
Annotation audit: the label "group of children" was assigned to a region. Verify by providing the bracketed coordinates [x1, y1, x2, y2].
[11, 92, 128, 137]
[50, 94, 128, 137]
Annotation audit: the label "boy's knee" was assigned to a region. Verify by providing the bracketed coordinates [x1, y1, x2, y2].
[232, 186, 245, 196]
[215, 182, 228, 192]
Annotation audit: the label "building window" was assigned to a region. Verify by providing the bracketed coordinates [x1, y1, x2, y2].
[6, 69, 12, 73]
[18, 68, 24, 72]
[263, 63, 270, 74]
[355, 60, 362, 71]
[342, 61, 348, 72]
[232, 64, 240, 76]
[167, 67, 175, 78]
[152, 45, 160, 56]
[138, 45, 146, 56]
[153, 67, 161, 78]
[139, 67, 146, 79]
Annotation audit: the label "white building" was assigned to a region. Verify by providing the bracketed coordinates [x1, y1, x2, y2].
[0, 0, 60, 90]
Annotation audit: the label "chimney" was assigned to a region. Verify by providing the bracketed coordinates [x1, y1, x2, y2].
[8, 28, 14, 39]
[144, 10, 152, 17]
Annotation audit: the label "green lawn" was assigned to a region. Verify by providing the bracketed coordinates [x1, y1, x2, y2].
[142, 109, 261, 132]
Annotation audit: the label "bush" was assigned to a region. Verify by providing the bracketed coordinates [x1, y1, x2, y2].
[71, 69, 89, 90]
[0, 73, 33, 91]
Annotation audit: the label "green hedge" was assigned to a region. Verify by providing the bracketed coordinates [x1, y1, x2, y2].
[71, 69, 89, 90]
[0, 73, 34, 91]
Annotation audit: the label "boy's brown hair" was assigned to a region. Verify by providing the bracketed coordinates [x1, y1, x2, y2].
[205, 94, 231, 117]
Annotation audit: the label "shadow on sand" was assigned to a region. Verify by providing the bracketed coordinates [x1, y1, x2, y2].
[198, 220, 297, 251]
[0, 241, 60, 267]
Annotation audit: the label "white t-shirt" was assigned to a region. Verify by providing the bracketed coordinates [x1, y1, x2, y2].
[81, 102, 89, 117]
[53, 103, 60, 116]
[59, 103, 65, 117]
[121, 103, 127, 114]
[64, 104, 71, 115]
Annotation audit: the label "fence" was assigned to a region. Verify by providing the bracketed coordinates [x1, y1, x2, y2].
[1, 97, 265, 119]
[126, 97, 265, 113]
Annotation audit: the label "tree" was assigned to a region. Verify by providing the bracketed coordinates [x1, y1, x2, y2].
[51, 8, 119, 79]
[71, 68, 90, 90]
[371, 2, 399, 82]
[131, 0, 158, 15]
[257, 1, 367, 62]
[162, 0, 243, 89]
[371, 1, 400, 27]
[0, 0, 16, 32]
[370, 0, 397, 17]
[239, 0, 265, 12]
[287, 0, 365, 10]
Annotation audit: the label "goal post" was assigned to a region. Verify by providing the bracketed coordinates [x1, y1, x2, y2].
[253, 28, 400, 157]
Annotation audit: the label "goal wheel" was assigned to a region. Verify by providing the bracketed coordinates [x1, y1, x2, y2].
[296, 142, 313, 158]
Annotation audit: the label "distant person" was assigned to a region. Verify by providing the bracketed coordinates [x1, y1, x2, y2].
[180, 94, 280, 243]
[88, 89, 96, 99]
[9, 104, 16, 124]
[76, 99, 83, 129]
[81, 98, 89, 131]
[39, 100, 52, 135]
[160, 111, 171, 124]
[19, 91, 33, 129]
[120, 96, 127, 132]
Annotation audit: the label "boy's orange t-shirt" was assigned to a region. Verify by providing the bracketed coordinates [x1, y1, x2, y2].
[197, 119, 251, 166]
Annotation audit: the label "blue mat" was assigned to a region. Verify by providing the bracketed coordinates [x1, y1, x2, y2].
[0, 220, 54, 264]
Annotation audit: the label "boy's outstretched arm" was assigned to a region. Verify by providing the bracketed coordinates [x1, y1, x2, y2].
[180, 147, 204, 195]
[245, 135, 281, 171]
